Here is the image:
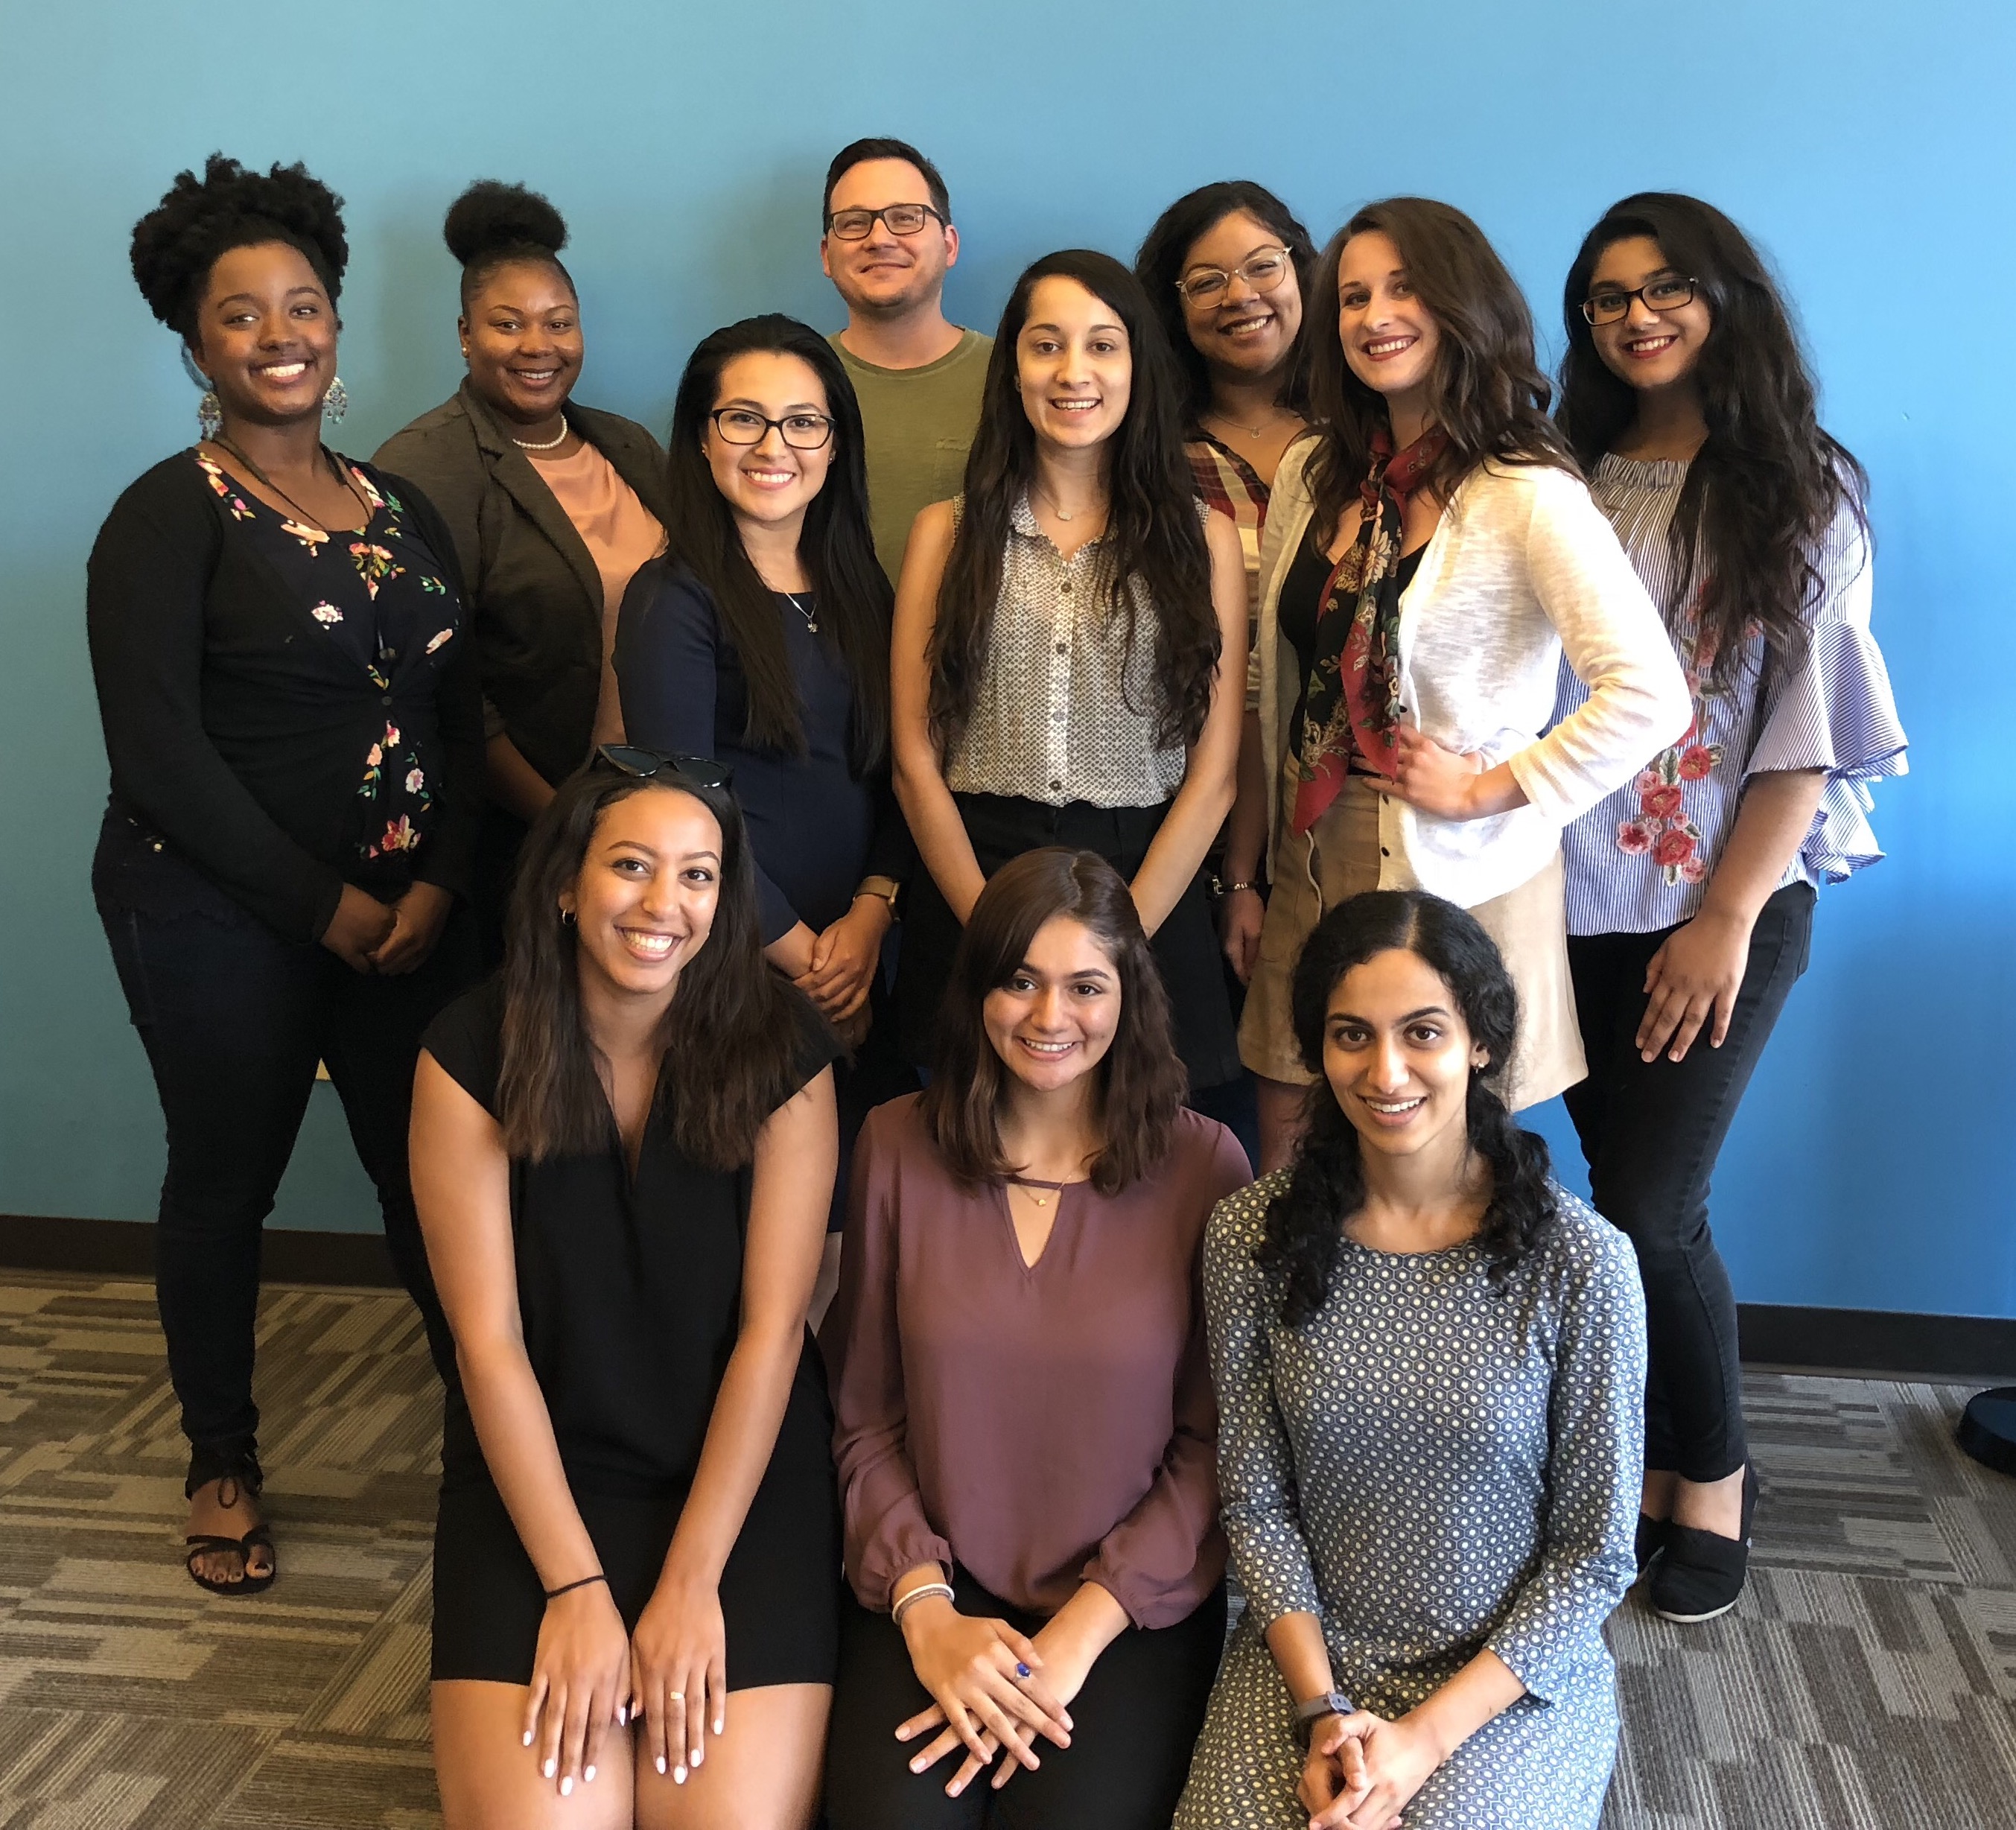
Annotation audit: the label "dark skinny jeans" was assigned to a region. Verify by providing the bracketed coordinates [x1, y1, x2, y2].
[1563, 882, 1814, 1484]
[95, 827, 467, 1478]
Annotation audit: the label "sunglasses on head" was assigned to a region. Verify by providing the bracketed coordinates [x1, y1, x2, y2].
[595, 745, 734, 792]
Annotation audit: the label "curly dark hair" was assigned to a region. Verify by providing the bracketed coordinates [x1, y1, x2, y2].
[442, 178, 574, 311]
[929, 250, 1219, 762]
[496, 766, 819, 1170]
[1557, 192, 1869, 690]
[661, 314, 890, 768]
[1256, 891, 1559, 1327]
[130, 153, 347, 345]
[1303, 197, 1575, 547]
[920, 848, 1186, 1195]
[1133, 179, 1318, 426]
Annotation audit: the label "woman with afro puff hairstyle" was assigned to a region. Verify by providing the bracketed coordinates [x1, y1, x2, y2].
[89, 153, 483, 1595]
[378, 180, 668, 958]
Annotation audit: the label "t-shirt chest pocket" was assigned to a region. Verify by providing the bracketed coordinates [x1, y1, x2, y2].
[930, 437, 970, 498]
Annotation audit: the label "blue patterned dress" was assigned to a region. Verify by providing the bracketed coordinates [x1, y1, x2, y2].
[1174, 1175, 1646, 1829]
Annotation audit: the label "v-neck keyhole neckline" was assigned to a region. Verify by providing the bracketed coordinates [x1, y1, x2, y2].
[1000, 1177, 1087, 1274]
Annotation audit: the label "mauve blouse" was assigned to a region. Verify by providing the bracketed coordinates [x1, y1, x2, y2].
[823, 1094, 1250, 1630]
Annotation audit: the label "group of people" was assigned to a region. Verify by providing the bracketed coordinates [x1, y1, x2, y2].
[86, 135, 1906, 1829]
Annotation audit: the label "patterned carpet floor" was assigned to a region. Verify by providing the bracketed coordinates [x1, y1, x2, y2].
[0, 1271, 2012, 1829]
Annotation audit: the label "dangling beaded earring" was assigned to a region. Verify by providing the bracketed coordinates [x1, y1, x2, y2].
[182, 347, 220, 442]
[322, 377, 349, 425]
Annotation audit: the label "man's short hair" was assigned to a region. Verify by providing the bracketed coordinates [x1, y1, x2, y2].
[822, 138, 953, 226]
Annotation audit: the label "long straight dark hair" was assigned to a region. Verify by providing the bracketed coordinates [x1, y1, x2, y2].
[496, 769, 818, 1169]
[1557, 193, 1868, 687]
[928, 250, 1219, 763]
[1303, 197, 1576, 547]
[662, 314, 891, 769]
[1133, 179, 1319, 425]
[1257, 891, 1557, 1327]
[920, 848, 1186, 1196]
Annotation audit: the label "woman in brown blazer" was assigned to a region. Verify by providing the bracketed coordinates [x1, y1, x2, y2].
[377, 180, 668, 950]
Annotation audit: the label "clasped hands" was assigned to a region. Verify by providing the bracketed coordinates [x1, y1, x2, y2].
[893, 1592, 1085, 1799]
[1300, 1706, 1446, 1830]
[784, 895, 893, 1041]
[319, 880, 451, 975]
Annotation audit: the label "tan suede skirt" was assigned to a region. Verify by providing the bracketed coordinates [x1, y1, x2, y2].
[1237, 773, 1585, 1112]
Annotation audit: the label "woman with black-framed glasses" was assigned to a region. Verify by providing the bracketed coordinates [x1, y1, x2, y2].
[414, 763, 844, 1826]
[617, 314, 912, 1256]
[1554, 193, 1906, 1624]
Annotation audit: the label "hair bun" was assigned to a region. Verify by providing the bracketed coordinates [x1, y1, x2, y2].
[442, 179, 568, 266]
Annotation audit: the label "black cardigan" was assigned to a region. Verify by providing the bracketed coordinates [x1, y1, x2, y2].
[374, 381, 669, 786]
[86, 454, 483, 944]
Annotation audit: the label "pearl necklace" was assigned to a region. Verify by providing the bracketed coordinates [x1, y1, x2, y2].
[511, 419, 570, 451]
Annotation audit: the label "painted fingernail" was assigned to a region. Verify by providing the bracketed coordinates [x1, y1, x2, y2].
[691, 1747, 703, 1767]
[559, 1777, 573, 1796]
[522, 1730, 532, 1747]
[543, 1759, 556, 1779]
[673, 1766, 687, 1785]
[713, 1716, 724, 1735]
[584, 1765, 596, 1782]
[617, 1705, 627, 1726]
[656, 1756, 667, 1775]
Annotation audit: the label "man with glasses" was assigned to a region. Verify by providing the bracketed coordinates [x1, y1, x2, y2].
[820, 136, 991, 583]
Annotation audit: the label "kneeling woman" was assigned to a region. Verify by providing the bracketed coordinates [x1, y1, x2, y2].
[1176, 892, 1645, 1830]
[824, 849, 1250, 1828]
[413, 758, 841, 1829]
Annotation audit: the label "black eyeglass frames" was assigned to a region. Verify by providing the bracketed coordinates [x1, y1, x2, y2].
[596, 746, 734, 791]
[706, 408, 835, 451]
[1581, 276, 1699, 325]
[824, 203, 946, 241]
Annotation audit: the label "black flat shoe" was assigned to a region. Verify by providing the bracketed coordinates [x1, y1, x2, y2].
[1650, 1464, 1758, 1623]
[184, 1525, 276, 1597]
[1635, 1513, 1670, 1578]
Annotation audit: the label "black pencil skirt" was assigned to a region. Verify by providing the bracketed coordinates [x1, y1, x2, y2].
[893, 793, 1241, 1089]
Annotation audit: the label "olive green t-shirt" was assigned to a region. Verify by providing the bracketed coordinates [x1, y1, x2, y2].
[829, 328, 993, 585]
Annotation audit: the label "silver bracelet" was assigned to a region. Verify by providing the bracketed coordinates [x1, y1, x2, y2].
[891, 1580, 955, 1628]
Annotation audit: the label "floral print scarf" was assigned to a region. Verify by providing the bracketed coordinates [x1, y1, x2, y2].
[1291, 425, 1448, 833]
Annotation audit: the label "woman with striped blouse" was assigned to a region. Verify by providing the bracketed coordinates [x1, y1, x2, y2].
[1555, 193, 1907, 1624]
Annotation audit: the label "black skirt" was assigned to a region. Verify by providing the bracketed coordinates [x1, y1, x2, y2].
[894, 792, 1241, 1088]
[430, 1361, 842, 1688]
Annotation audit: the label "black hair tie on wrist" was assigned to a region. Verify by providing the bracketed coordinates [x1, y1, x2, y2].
[544, 1572, 609, 1601]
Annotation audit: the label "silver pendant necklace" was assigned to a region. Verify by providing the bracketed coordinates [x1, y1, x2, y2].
[784, 591, 818, 634]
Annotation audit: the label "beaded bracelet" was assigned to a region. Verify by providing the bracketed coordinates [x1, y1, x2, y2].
[544, 1572, 610, 1601]
[890, 1580, 955, 1628]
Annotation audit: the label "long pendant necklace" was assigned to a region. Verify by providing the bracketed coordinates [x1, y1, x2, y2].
[783, 590, 818, 634]
[208, 434, 367, 531]
[1006, 1175, 1072, 1209]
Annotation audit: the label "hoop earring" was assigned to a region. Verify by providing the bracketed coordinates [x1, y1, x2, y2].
[322, 377, 349, 425]
[559, 908, 576, 927]
[197, 392, 222, 442]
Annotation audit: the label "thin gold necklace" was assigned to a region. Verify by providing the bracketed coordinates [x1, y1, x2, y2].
[1206, 404, 1288, 441]
[1032, 480, 1104, 524]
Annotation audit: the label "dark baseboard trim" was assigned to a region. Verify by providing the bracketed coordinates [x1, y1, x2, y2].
[1737, 1303, 2016, 1382]
[4, 1216, 2013, 1376]
[0, 1213, 399, 1287]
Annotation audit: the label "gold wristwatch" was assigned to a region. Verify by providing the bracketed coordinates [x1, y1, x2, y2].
[854, 875, 901, 918]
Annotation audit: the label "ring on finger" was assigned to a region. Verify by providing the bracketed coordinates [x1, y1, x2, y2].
[668, 1691, 684, 1701]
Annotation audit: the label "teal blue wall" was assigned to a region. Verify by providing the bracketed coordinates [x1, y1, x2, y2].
[3, 0, 2008, 1312]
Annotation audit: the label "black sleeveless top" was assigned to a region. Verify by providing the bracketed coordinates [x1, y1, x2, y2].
[424, 976, 838, 1496]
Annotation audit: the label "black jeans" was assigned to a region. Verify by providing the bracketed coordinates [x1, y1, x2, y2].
[1563, 882, 1814, 1482]
[95, 834, 470, 1472]
[824, 1569, 1226, 1830]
